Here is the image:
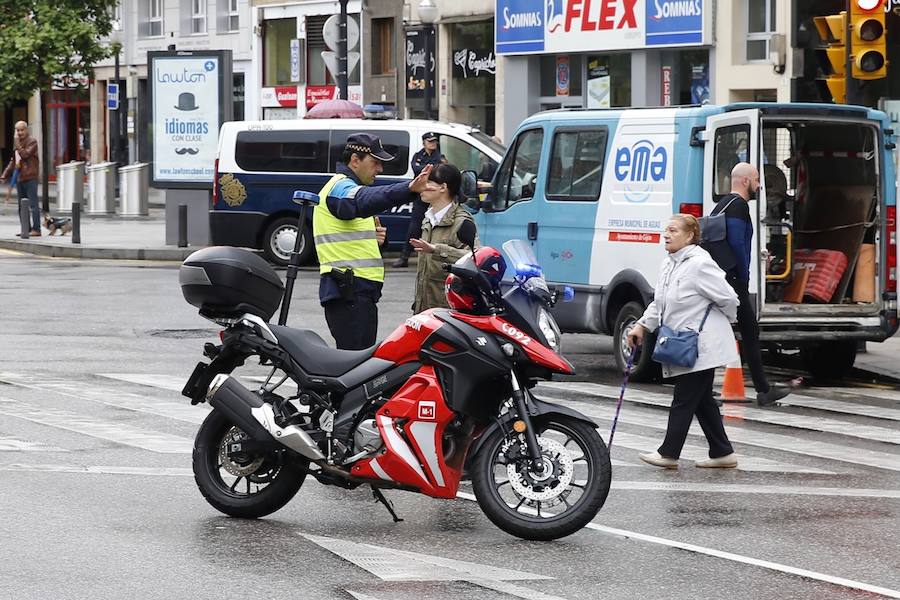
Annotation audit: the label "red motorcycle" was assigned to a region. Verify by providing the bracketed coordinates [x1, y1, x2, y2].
[179, 210, 611, 540]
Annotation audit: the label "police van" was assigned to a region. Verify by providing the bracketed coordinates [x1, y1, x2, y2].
[212, 119, 504, 265]
[471, 104, 899, 380]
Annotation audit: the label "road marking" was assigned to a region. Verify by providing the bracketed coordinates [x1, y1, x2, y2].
[815, 386, 900, 404]
[780, 395, 900, 421]
[0, 463, 193, 476]
[454, 492, 900, 599]
[302, 533, 565, 600]
[98, 373, 187, 393]
[607, 481, 900, 498]
[0, 404, 192, 453]
[345, 592, 383, 600]
[0, 436, 68, 452]
[537, 389, 900, 472]
[542, 381, 900, 443]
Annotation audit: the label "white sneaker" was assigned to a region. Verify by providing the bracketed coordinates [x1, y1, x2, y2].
[639, 451, 678, 469]
[696, 453, 738, 468]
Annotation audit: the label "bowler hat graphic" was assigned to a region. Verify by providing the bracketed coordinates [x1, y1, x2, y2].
[175, 92, 199, 111]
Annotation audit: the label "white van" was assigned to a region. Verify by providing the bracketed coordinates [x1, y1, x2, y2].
[212, 118, 505, 265]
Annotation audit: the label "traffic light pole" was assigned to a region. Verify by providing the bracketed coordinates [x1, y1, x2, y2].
[337, 0, 348, 100]
[844, 0, 861, 104]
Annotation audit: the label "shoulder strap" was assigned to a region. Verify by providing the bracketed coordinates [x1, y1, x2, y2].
[698, 304, 714, 331]
[711, 195, 738, 217]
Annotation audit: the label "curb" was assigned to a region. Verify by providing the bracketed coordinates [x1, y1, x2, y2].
[0, 239, 196, 261]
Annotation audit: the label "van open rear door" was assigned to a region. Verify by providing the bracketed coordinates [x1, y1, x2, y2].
[702, 108, 763, 312]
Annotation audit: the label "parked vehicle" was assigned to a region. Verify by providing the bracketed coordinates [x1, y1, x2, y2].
[178, 224, 611, 540]
[212, 119, 504, 266]
[470, 103, 899, 380]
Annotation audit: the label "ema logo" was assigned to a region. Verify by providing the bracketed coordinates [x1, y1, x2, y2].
[501, 6, 542, 30]
[418, 401, 436, 420]
[545, 0, 563, 33]
[651, 0, 702, 20]
[614, 140, 669, 203]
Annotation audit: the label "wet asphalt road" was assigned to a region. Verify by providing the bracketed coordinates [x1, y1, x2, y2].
[1, 251, 899, 600]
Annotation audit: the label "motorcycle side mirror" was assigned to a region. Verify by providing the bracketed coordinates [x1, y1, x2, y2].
[457, 219, 477, 251]
[292, 190, 319, 206]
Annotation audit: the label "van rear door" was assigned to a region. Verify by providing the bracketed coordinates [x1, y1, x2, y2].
[702, 108, 763, 311]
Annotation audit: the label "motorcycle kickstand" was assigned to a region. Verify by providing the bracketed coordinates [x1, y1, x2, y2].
[371, 486, 404, 523]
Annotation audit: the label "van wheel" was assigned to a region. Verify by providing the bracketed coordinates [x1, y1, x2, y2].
[263, 217, 314, 267]
[613, 301, 661, 382]
[800, 341, 857, 381]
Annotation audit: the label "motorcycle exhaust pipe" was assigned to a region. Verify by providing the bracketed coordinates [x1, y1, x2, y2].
[206, 374, 326, 462]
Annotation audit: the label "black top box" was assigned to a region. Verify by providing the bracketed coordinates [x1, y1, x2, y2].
[180, 247, 284, 321]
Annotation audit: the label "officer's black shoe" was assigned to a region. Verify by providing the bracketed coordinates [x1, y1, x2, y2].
[392, 256, 409, 268]
[757, 385, 790, 407]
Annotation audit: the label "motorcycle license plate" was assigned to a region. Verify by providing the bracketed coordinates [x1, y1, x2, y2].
[182, 361, 209, 401]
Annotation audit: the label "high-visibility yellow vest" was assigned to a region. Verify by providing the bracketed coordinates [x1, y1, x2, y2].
[313, 174, 384, 283]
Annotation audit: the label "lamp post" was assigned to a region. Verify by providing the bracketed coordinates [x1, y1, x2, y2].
[109, 30, 124, 166]
[418, 0, 439, 120]
[338, 0, 349, 100]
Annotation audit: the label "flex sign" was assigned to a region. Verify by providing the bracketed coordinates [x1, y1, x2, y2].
[496, 0, 708, 55]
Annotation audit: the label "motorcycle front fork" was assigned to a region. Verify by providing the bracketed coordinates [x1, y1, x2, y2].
[509, 370, 543, 464]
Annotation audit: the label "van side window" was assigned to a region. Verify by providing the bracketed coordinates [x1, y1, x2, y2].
[234, 130, 329, 172]
[329, 130, 410, 176]
[713, 125, 750, 198]
[493, 128, 544, 210]
[438, 135, 499, 181]
[546, 128, 607, 201]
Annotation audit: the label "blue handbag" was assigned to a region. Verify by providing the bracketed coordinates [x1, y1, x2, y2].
[651, 304, 713, 368]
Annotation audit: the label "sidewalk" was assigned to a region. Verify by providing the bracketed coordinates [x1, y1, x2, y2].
[855, 335, 900, 381]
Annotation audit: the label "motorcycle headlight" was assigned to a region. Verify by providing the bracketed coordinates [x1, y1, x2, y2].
[538, 308, 562, 352]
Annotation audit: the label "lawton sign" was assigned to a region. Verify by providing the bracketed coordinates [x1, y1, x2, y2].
[452, 48, 497, 79]
[149, 50, 233, 188]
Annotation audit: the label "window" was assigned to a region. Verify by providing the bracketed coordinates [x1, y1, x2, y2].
[746, 0, 776, 62]
[235, 130, 330, 173]
[145, 0, 163, 37]
[112, 2, 122, 30]
[191, 0, 207, 34]
[263, 18, 296, 86]
[437, 135, 498, 181]
[372, 18, 394, 75]
[329, 130, 410, 176]
[713, 125, 750, 197]
[227, 0, 239, 31]
[493, 128, 544, 210]
[546, 129, 607, 201]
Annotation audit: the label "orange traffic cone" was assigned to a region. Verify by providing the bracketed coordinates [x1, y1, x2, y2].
[720, 341, 748, 402]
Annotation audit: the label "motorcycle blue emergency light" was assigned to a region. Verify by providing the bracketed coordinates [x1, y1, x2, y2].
[292, 190, 319, 205]
[515, 262, 543, 280]
[562, 286, 575, 302]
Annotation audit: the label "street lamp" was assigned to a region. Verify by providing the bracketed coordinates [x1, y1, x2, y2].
[418, 0, 439, 121]
[109, 29, 125, 166]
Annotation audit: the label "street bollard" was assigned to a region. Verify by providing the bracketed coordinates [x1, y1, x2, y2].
[178, 204, 188, 248]
[72, 202, 81, 245]
[19, 198, 29, 239]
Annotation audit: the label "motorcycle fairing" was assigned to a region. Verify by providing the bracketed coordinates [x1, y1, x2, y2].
[374, 310, 446, 364]
[351, 366, 466, 499]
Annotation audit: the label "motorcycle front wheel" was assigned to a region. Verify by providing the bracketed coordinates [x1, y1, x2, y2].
[193, 409, 308, 519]
[471, 416, 611, 541]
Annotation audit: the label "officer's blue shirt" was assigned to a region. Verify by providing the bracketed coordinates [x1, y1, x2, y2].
[410, 149, 445, 175]
[318, 164, 416, 305]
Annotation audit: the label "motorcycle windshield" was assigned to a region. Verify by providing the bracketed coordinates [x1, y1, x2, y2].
[502, 240, 546, 287]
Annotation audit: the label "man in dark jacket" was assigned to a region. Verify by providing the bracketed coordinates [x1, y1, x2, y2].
[313, 133, 432, 349]
[1, 122, 41, 236]
[715, 162, 790, 406]
[392, 132, 446, 268]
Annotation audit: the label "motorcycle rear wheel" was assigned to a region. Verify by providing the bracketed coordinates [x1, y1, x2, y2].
[471, 416, 611, 541]
[193, 409, 308, 518]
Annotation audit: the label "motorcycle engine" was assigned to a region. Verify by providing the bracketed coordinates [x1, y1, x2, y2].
[353, 419, 383, 455]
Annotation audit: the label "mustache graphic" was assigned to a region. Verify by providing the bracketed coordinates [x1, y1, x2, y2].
[175, 147, 199, 155]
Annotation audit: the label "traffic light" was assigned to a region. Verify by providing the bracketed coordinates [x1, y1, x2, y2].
[813, 12, 848, 103]
[850, 0, 887, 80]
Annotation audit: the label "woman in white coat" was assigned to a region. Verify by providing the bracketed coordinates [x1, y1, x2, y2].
[627, 214, 740, 469]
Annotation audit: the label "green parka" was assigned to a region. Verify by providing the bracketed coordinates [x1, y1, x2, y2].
[412, 202, 480, 313]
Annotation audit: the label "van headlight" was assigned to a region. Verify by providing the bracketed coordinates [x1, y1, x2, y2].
[538, 308, 562, 352]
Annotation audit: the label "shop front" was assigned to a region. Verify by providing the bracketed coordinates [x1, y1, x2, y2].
[447, 18, 496, 136]
[495, 0, 713, 138]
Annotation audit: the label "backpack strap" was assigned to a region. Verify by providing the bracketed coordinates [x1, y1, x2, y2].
[711, 195, 738, 217]
[698, 304, 714, 331]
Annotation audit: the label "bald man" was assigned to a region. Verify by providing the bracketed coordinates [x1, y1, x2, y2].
[1, 121, 41, 236]
[714, 162, 789, 407]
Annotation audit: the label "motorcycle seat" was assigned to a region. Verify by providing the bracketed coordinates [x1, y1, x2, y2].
[268, 325, 377, 377]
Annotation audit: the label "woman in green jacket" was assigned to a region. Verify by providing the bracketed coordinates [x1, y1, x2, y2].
[409, 163, 480, 313]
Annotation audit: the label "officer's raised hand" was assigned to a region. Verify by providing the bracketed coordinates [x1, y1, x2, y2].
[408, 164, 433, 193]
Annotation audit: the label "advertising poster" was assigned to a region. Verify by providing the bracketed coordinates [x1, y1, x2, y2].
[149, 51, 232, 188]
[405, 27, 435, 99]
[587, 60, 610, 108]
[556, 55, 570, 96]
[690, 64, 710, 104]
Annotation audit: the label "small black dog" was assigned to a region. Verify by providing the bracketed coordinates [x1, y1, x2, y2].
[43, 213, 73, 236]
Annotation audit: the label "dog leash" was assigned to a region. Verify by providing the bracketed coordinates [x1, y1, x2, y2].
[609, 346, 636, 448]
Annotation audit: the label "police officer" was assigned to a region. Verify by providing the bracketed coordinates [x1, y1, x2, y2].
[392, 132, 447, 268]
[314, 133, 432, 350]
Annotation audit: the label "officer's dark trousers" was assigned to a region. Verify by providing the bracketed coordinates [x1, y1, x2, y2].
[658, 369, 734, 459]
[324, 296, 378, 350]
[399, 199, 428, 259]
[729, 277, 770, 394]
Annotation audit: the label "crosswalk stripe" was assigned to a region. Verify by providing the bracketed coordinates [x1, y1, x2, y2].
[536, 389, 900, 472]
[0, 464, 193, 476]
[542, 381, 900, 444]
[98, 373, 187, 393]
[814, 386, 900, 405]
[779, 395, 900, 421]
[0, 404, 192, 453]
[0, 436, 68, 452]
[608, 431, 835, 474]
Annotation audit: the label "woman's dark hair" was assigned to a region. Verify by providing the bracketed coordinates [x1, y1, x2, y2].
[428, 163, 463, 202]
